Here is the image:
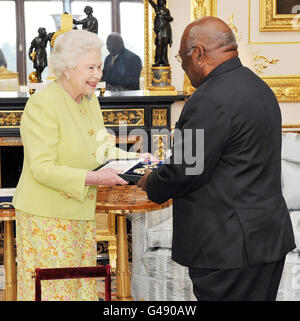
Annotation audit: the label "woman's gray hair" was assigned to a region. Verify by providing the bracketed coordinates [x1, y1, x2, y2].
[50, 29, 103, 78]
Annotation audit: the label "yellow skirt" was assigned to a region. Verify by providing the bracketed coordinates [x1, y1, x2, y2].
[15, 210, 98, 301]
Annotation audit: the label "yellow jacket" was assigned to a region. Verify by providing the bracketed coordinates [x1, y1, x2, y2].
[13, 81, 136, 220]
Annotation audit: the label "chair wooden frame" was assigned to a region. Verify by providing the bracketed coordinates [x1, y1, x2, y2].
[34, 265, 111, 301]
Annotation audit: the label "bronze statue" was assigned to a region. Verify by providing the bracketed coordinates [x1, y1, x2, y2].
[73, 6, 98, 34]
[28, 27, 53, 82]
[149, 0, 174, 66]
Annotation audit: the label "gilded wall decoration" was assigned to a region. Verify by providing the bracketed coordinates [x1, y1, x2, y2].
[227, 14, 242, 42]
[184, 0, 217, 94]
[260, 0, 300, 31]
[191, 0, 217, 20]
[253, 53, 279, 74]
[262, 75, 300, 102]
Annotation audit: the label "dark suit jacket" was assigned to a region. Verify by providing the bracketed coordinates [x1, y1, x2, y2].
[146, 57, 296, 269]
[102, 48, 142, 91]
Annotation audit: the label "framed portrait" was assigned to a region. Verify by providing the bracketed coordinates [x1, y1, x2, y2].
[260, 0, 300, 31]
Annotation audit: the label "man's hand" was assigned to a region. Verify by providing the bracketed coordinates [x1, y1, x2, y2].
[137, 169, 152, 191]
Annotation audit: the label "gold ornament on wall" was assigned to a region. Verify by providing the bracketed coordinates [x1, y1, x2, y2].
[193, 0, 207, 20]
[183, 74, 196, 95]
[227, 14, 242, 42]
[262, 76, 300, 102]
[184, 0, 217, 95]
[191, 0, 217, 20]
[253, 53, 279, 75]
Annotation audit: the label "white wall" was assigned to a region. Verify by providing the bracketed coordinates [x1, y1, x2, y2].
[168, 0, 191, 92]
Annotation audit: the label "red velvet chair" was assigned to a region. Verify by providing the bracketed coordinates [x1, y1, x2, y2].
[34, 265, 111, 301]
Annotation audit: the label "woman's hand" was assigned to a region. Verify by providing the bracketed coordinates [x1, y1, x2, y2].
[139, 152, 159, 163]
[85, 168, 128, 186]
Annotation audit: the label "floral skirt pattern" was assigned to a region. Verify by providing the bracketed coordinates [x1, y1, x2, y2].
[15, 210, 98, 301]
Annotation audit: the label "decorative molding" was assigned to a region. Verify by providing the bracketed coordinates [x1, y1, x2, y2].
[151, 71, 171, 85]
[260, 0, 300, 32]
[253, 53, 279, 74]
[184, 0, 217, 94]
[152, 133, 169, 160]
[102, 109, 145, 127]
[191, 0, 217, 20]
[152, 108, 168, 126]
[0, 111, 22, 128]
[183, 73, 196, 95]
[262, 76, 300, 102]
[228, 14, 242, 42]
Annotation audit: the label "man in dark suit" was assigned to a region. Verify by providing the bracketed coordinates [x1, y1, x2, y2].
[137, 17, 296, 301]
[102, 33, 142, 91]
[0, 48, 7, 68]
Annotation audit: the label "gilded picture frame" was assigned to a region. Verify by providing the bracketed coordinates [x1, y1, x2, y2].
[260, 0, 300, 32]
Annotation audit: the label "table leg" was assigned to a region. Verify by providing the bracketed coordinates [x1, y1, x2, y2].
[4, 220, 17, 301]
[116, 214, 133, 301]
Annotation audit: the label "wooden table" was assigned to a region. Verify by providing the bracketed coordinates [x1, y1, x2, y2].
[0, 208, 17, 301]
[96, 185, 172, 301]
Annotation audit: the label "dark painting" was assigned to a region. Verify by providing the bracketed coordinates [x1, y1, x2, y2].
[276, 0, 300, 14]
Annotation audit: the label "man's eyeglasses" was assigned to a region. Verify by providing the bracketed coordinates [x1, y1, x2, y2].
[175, 46, 196, 63]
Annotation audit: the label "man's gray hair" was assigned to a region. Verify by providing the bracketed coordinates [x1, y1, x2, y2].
[187, 24, 237, 54]
[50, 29, 103, 78]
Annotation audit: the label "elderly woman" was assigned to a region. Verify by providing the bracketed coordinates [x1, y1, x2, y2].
[12, 29, 149, 301]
